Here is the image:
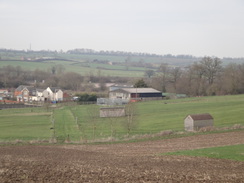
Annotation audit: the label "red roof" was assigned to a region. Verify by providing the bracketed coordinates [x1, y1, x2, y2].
[63, 92, 71, 98]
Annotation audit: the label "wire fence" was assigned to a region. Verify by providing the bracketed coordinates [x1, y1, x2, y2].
[97, 98, 129, 106]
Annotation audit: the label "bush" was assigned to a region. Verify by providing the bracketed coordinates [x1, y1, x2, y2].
[77, 93, 97, 102]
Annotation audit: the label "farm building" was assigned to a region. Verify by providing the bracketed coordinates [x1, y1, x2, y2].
[109, 88, 162, 101]
[100, 107, 125, 117]
[109, 84, 134, 92]
[184, 113, 214, 131]
[43, 87, 63, 102]
[15, 85, 63, 102]
[15, 85, 36, 102]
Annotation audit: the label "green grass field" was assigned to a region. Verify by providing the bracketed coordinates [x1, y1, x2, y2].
[53, 107, 81, 142]
[0, 60, 145, 77]
[0, 107, 52, 141]
[164, 144, 244, 161]
[0, 95, 244, 142]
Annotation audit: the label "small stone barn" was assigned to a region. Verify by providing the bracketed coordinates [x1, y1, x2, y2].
[100, 107, 125, 117]
[184, 113, 214, 131]
[109, 88, 162, 101]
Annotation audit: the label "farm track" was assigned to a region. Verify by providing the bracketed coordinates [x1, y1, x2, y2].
[0, 131, 244, 182]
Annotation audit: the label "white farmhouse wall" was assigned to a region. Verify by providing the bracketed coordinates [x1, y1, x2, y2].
[55, 90, 63, 101]
[43, 89, 54, 101]
[43, 88, 63, 101]
[43, 89, 50, 101]
[46, 87, 54, 100]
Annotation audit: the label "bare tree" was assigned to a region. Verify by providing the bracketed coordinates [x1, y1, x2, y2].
[237, 63, 244, 93]
[191, 62, 207, 96]
[169, 67, 182, 92]
[125, 102, 137, 135]
[220, 63, 244, 94]
[158, 63, 170, 92]
[59, 72, 83, 90]
[200, 57, 222, 85]
[56, 64, 65, 75]
[86, 105, 99, 140]
[144, 69, 155, 78]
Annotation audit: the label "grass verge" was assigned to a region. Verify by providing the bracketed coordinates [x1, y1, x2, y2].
[163, 144, 244, 161]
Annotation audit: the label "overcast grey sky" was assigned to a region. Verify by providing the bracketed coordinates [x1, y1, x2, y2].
[1, 0, 244, 57]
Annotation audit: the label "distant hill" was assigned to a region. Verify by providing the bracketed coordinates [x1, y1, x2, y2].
[1, 48, 244, 78]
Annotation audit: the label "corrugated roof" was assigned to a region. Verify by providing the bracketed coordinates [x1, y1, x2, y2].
[113, 88, 161, 93]
[188, 113, 213, 120]
[111, 84, 133, 87]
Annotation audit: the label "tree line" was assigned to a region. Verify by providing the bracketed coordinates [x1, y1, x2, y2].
[0, 64, 126, 93]
[146, 56, 244, 96]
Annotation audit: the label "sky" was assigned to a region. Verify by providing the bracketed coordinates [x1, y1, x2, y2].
[1, 0, 244, 58]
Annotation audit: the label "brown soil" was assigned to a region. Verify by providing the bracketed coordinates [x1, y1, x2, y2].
[0, 131, 244, 182]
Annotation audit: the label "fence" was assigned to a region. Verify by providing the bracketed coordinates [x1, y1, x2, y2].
[97, 98, 129, 106]
[0, 104, 41, 109]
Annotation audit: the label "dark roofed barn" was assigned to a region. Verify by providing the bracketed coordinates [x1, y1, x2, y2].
[109, 88, 162, 101]
[184, 113, 214, 131]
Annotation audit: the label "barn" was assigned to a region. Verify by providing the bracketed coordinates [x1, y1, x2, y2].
[109, 88, 162, 101]
[184, 113, 214, 131]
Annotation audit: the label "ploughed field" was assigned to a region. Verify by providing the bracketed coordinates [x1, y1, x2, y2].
[0, 131, 244, 182]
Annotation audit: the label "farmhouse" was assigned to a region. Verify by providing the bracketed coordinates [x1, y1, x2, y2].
[15, 85, 63, 102]
[109, 88, 162, 101]
[184, 113, 214, 131]
[15, 85, 36, 102]
[43, 87, 63, 102]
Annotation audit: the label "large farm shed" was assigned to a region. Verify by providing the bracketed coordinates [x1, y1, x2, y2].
[109, 88, 162, 101]
[184, 113, 214, 131]
[109, 84, 134, 92]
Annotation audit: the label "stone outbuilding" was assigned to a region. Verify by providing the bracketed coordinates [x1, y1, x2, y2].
[184, 113, 214, 131]
[100, 107, 125, 117]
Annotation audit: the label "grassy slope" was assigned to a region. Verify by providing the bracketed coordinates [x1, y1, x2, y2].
[132, 95, 244, 133]
[0, 95, 244, 142]
[0, 107, 52, 141]
[70, 94, 244, 139]
[69, 105, 126, 140]
[164, 144, 244, 161]
[53, 107, 81, 142]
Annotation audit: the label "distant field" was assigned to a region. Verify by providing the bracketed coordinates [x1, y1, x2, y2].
[0, 51, 200, 77]
[164, 144, 244, 161]
[0, 60, 145, 77]
[0, 51, 198, 64]
[0, 95, 244, 142]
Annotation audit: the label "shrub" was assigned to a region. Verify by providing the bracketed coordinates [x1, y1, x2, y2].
[77, 93, 97, 102]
